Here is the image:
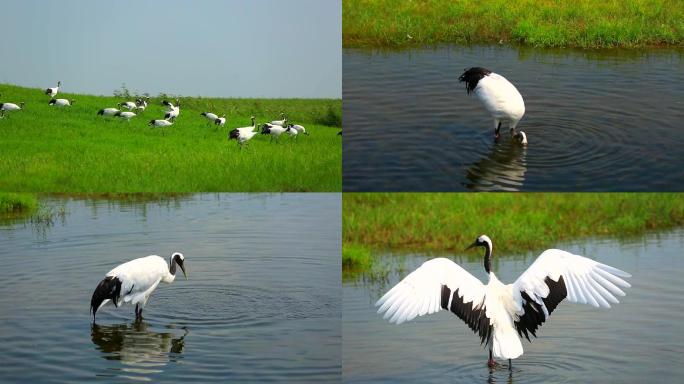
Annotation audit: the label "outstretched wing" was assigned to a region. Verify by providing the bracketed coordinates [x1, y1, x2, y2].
[512, 249, 631, 341]
[376, 258, 492, 344]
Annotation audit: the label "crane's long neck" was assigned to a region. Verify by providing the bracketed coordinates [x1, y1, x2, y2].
[169, 257, 178, 276]
[483, 244, 492, 274]
[157, 257, 176, 283]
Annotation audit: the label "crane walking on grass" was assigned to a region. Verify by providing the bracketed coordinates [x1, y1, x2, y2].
[376, 235, 630, 369]
[229, 127, 258, 148]
[45, 81, 61, 97]
[115, 111, 136, 121]
[459, 67, 525, 141]
[49, 98, 74, 107]
[148, 118, 174, 135]
[163, 99, 180, 121]
[135, 98, 148, 112]
[261, 123, 286, 143]
[287, 124, 309, 136]
[97, 108, 120, 117]
[1, 99, 25, 118]
[91, 253, 187, 322]
[214, 114, 226, 127]
[119, 101, 137, 110]
[270, 113, 287, 126]
[201, 111, 219, 125]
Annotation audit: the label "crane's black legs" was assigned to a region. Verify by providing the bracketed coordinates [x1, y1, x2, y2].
[509, 359, 512, 370]
[495, 122, 501, 140]
[134, 304, 143, 321]
[487, 348, 496, 368]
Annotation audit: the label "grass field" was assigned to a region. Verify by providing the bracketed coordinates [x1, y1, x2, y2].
[343, 193, 684, 273]
[0, 84, 341, 192]
[343, 0, 684, 48]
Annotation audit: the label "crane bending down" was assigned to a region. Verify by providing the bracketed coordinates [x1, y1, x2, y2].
[459, 67, 525, 140]
[90, 253, 187, 322]
[376, 235, 630, 368]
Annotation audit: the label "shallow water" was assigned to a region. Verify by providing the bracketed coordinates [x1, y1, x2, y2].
[343, 231, 684, 383]
[343, 46, 684, 191]
[0, 194, 341, 383]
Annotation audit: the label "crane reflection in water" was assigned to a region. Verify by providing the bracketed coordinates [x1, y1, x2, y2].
[91, 321, 188, 379]
[465, 138, 527, 191]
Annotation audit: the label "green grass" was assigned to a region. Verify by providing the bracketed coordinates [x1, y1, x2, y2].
[343, 0, 684, 48]
[0, 84, 341, 192]
[343, 244, 374, 271]
[0, 192, 38, 219]
[343, 193, 684, 272]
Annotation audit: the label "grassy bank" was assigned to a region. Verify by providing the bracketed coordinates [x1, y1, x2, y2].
[0, 84, 341, 192]
[0, 193, 38, 219]
[343, 0, 684, 48]
[343, 193, 684, 271]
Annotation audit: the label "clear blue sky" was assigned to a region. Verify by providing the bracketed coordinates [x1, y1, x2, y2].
[0, 0, 341, 98]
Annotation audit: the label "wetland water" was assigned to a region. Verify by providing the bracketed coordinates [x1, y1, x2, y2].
[343, 231, 684, 383]
[0, 194, 340, 383]
[343, 46, 684, 191]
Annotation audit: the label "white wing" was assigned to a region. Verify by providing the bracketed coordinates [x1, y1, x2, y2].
[108, 256, 168, 305]
[511, 249, 631, 340]
[376, 258, 487, 325]
[236, 126, 256, 134]
[475, 73, 525, 121]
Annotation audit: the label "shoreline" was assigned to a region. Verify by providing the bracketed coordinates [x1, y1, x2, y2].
[343, 193, 684, 272]
[343, 0, 684, 49]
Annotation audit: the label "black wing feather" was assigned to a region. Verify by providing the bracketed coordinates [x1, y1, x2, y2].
[441, 285, 492, 346]
[90, 276, 122, 321]
[514, 276, 567, 341]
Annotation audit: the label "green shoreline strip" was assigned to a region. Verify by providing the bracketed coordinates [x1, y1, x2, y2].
[343, 193, 684, 272]
[0, 193, 38, 219]
[343, 0, 684, 48]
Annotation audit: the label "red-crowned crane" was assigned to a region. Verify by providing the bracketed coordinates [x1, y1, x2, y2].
[97, 108, 120, 117]
[270, 113, 287, 126]
[459, 68, 525, 140]
[48, 98, 74, 107]
[90, 253, 187, 322]
[45, 81, 61, 97]
[376, 235, 630, 369]
[214, 114, 226, 127]
[0, 100, 25, 118]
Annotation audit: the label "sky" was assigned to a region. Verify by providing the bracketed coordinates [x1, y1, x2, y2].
[0, 0, 341, 98]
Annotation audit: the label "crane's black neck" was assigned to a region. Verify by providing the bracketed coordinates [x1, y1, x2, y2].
[483, 245, 492, 274]
[169, 256, 178, 275]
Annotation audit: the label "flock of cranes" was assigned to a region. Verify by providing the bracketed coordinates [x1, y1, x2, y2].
[1, 81, 327, 144]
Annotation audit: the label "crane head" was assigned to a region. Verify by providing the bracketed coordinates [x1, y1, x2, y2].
[172, 252, 187, 280]
[466, 235, 492, 251]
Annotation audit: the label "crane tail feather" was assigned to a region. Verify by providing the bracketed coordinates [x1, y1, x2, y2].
[90, 276, 122, 320]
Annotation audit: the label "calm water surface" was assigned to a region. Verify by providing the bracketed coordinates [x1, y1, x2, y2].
[343, 231, 684, 383]
[0, 194, 340, 383]
[343, 46, 684, 191]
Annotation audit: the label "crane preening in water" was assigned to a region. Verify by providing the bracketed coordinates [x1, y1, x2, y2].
[90, 253, 187, 322]
[459, 67, 525, 141]
[376, 235, 630, 369]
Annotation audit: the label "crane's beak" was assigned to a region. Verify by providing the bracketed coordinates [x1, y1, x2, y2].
[465, 241, 478, 251]
[179, 261, 188, 280]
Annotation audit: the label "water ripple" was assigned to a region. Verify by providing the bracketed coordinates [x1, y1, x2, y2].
[344, 46, 684, 191]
